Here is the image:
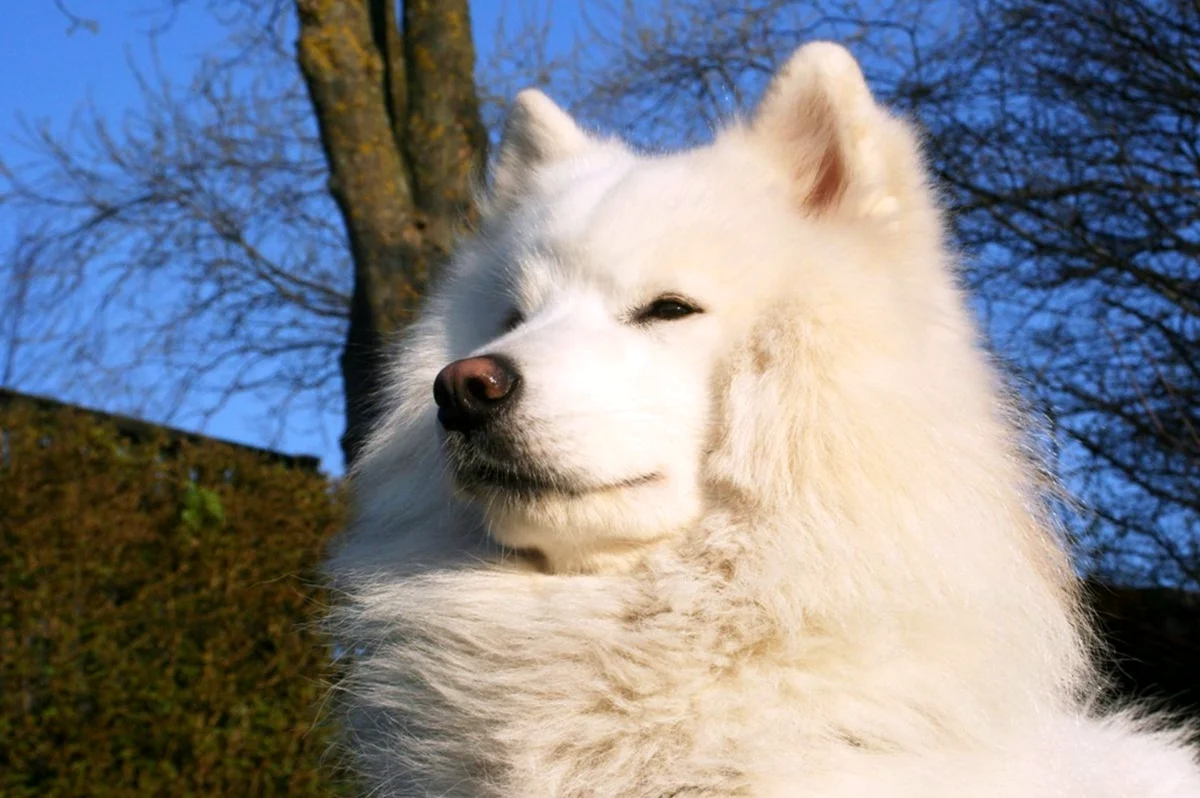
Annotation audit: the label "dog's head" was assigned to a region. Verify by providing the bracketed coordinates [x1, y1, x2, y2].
[359, 43, 956, 573]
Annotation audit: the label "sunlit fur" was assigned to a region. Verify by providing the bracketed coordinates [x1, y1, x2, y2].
[326, 42, 1200, 797]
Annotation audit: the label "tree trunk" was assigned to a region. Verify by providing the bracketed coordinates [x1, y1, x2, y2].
[294, 0, 487, 467]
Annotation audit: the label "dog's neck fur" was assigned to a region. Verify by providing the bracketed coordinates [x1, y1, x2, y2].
[328, 340, 1089, 795]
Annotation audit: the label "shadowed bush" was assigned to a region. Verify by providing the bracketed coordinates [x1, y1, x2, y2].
[0, 397, 346, 796]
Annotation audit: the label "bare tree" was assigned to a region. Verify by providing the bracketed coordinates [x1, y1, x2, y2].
[2, 0, 488, 464]
[906, 0, 1200, 586]
[1, 28, 349, 439]
[558, 0, 941, 144]
[295, 0, 487, 463]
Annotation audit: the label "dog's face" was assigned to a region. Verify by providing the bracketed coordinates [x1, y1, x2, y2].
[434, 152, 783, 571]
[414, 44, 939, 572]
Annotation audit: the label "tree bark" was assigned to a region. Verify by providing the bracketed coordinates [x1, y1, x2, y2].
[295, 0, 486, 466]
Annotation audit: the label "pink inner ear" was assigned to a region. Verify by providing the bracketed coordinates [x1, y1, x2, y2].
[777, 92, 849, 214]
[805, 143, 846, 212]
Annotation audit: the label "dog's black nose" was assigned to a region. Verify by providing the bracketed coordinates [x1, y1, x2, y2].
[433, 355, 521, 432]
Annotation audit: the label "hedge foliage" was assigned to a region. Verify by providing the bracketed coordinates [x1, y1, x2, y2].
[0, 398, 346, 796]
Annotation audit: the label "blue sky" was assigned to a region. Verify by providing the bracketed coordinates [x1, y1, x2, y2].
[0, 1, 577, 476]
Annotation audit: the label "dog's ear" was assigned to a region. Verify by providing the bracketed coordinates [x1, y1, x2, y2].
[749, 42, 926, 220]
[491, 90, 592, 201]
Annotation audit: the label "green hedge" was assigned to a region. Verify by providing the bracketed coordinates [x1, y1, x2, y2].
[0, 399, 346, 796]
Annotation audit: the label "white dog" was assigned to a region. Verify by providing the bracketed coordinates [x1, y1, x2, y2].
[326, 43, 1200, 796]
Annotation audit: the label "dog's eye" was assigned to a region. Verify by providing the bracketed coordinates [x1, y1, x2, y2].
[502, 309, 524, 333]
[635, 296, 703, 323]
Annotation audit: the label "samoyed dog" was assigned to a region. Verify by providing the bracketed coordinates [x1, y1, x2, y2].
[326, 43, 1200, 796]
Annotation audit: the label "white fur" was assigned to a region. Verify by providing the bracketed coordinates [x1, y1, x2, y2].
[327, 43, 1200, 796]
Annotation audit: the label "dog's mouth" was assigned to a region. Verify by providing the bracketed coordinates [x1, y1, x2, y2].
[455, 459, 660, 498]
[443, 435, 659, 498]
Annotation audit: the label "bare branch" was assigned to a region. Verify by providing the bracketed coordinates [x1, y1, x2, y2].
[53, 0, 100, 36]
